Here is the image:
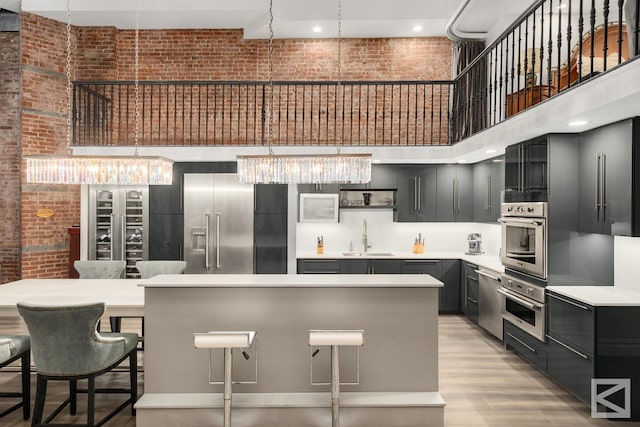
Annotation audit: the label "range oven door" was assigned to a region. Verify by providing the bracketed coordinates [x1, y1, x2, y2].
[500, 217, 546, 279]
[498, 287, 546, 342]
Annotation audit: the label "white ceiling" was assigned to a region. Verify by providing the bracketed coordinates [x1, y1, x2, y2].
[1, 0, 536, 40]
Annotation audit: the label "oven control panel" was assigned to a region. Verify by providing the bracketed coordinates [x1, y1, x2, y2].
[501, 274, 546, 303]
[500, 202, 547, 217]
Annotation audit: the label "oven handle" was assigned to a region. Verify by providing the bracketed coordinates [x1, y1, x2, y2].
[497, 218, 544, 226]
[497, 288, 543, 310]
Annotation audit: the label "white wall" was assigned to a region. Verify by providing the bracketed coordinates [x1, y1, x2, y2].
[296, 208, 501, 255]
[614, 236, 640, 290]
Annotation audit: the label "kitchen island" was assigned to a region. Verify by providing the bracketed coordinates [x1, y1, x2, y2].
[136, 274, 445, 427]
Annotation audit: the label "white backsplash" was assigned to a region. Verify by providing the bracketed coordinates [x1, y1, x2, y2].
[297, 209, 501, 255]
[614, 236, 640, 291]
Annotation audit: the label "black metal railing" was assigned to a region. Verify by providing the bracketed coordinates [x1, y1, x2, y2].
[73, 0, 639, 148]
[74, 80, 453, 147]
[451, 0, 639, 142]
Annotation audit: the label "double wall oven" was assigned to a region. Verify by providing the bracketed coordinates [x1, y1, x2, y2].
[498, 202, 548, 342]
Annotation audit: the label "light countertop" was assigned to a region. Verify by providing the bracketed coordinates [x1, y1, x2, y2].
[297, 251, 504, 273]
[141, 273, 443, 288]
[547, 286, 640, 307]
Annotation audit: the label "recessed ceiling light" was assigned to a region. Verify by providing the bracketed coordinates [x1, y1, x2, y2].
[413, 25, 423, 32]
[312, 25, 322, 33]
[568, 120, 588, 127]
[492, 159, 504, 163]
[485, 149, 497, 154]
[372, 159, 382, 163]
[557, 3, 567, 9]
[457, 159, 467, 164]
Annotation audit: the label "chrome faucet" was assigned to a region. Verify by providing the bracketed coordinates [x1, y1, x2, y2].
[362, 219, 372, 252]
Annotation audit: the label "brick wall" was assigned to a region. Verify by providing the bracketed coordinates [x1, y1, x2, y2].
[15, 13, 453, 279]
[19, 13, 80, 279]
[0, 31, 21, 283]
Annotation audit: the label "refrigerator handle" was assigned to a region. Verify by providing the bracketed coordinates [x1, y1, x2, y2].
[121, 214, 126, 261]
[110, 213, 115, 261]
[215, 212, 221, 270]
[205, 213, 211, 270]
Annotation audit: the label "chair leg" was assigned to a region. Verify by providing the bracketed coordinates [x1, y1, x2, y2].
[21, 350, 30, 420]
[87, 376, 95, 427]
[32, 374, 47, 426]
[69, 379, 77, 415]
[130, 349, 138, 416]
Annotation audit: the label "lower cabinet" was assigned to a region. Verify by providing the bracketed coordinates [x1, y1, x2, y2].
[461, 262, 479, 323]
[546, 335, 593, 403]
[504, 320, 548, 371]
[298, 257, 461, 313]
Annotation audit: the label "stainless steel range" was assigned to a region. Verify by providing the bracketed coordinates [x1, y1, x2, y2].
[499, 202, 547, 280]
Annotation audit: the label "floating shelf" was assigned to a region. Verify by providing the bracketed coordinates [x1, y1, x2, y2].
[339, 188, 396, 209]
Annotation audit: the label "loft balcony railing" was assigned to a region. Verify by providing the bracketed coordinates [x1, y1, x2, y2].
[73, 81, 453, 148]
[72, 0, 639, 148]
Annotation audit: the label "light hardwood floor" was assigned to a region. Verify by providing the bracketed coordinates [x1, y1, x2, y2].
[1, 315, 639, 426]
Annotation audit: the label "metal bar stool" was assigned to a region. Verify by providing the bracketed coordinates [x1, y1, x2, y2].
[194, 331, 257, 427]
[309, 330, 364, 427]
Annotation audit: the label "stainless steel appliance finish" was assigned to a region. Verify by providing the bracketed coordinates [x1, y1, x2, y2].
[477, 268, 502, 340]
[89, 186, 149, 278]
[183, 173, 254, 274]
[499, 274, 546, 342]
[466, 233, 483, 255]
[499, 202, 547, 279]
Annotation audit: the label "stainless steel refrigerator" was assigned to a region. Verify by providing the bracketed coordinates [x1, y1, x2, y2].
[183, 173, 254, 274]
[88, 186, 149, 278]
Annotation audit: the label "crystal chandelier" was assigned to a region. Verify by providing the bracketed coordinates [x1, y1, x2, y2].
[237, 154, 372, 184]
[236, 0, 371, 185]
[25, 0, 173, 185]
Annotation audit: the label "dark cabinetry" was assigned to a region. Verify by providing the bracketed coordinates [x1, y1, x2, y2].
[473, 157, 504, 223]
[504, 321, 548, 371]
[578, 119, 637, 236]
[504, 137, 548, 202]
[402, 259, 460, 312]
[436, 164, 473, 222]
[340, 259, 402, 274]
[461, 262, 478, 323]
[297, 259, 341, 274]
[254, 184, 288, 274]
[395, 166, 437, 222]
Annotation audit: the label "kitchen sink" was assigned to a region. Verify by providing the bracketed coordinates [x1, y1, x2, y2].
[342, 252, 395, 257]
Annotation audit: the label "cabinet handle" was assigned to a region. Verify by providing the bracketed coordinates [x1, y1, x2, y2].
[179, 174, 184, 212]
[414, 177, 418, 211]
[487, 175, 492, 210]
[547, 293, 591, 311]
[215, 212, 221, 270]
[466, 297, 478, 304]
[121, 214, 126, 261]
[519, 145, 523, 191]
[595, 152, 600, 214]
[547, 335, 590, 360]
[452, 179, 456, 215]
[506, 332, 537, 353]
[417, 177, 422, 211]
[405, 260, 439, 264]
[601, 152, 606, 210]
[109, 213, 115, 261]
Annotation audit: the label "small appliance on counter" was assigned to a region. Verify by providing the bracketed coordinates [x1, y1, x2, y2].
[466, 233, 483, 255]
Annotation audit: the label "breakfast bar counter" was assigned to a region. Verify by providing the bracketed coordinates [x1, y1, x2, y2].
[137, 273, 445, 427]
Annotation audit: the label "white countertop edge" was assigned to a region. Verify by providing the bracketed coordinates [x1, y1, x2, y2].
[297, 251, 504, 273]
[140, 274, 443, 288]
[546, 286, 640, 307]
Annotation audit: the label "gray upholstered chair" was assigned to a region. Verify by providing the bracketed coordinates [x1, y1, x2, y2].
[17, 302, 138, 426]
[73, 260, 126, 279]
[135, 260, 186, 278]
[0, 335, 30, 420]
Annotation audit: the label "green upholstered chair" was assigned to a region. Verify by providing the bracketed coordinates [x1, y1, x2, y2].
[73, 260, 126, 279]
[135, 260, 186, 278]
[0, 335, 30, 420]
[17, 302, 138, 426]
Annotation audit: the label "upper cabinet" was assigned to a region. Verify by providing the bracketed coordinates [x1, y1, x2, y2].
[436, 164, 473, 222]
[473, 156, 505, 223]
[395, 165, 437, 222]
[504, 137, 548, 202]
[578, 119, 638, 236]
